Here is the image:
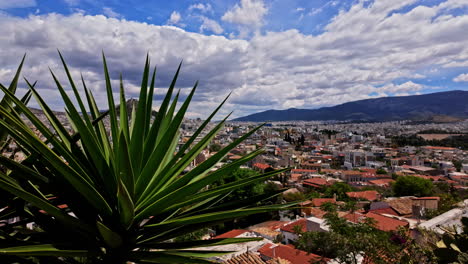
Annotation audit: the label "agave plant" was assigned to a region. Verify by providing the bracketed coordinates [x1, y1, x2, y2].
[0, 56, 32, 154]
[0, 53, 289, 263]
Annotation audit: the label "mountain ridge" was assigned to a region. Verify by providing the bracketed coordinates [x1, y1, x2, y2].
[233, 90, 468, 122]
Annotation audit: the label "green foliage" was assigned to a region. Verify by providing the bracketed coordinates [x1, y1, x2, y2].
[211, 167, 268, 203]
[282, 191, 306, 202]
[393, 175, 433, 197]
[392, 134, 468, 150]
[0, 54, 291, 263]
[295, 212, 396, 264]
[452, 160, 462, 172]
[425, 193, 461, 219]
[376, 168, 387, 175]
[433, 217, 468, 264]
[0, 55, 32, 155]
[174, 229, 209, 242]
[208, 143, 222, 153]
[296, 211, 435, 264]
[323, 182, 353, 201]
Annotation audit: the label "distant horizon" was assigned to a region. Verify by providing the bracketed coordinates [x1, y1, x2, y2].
[1, 0, 468, 119]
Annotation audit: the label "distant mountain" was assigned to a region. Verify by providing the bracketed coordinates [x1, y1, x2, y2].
[233, 90, 468, 122]
[29, 98, 157, 117]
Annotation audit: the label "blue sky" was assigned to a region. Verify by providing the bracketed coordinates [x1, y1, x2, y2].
[0, 0, 467, 118]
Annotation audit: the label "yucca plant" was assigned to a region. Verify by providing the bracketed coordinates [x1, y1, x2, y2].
[0, 56, 32, 154]
[0, 53, 290, 263]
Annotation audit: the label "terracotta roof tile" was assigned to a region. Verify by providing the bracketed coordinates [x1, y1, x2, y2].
[214, 229, 249, 239]
[346, 190, 380, 201]
[280, 218, 307, 233]
[310, 198, 336, 207]
[224, 252, 267, 264]
[254, 163, 271, 170]
[258, 243, 326, 264]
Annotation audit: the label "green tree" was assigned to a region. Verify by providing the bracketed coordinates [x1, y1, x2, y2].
[212, 168, 269, 203]
[208, 143, 222, 152]
[0, 54, 290, 263]
[295, 211, 397, 264]
[452, 160, 462, 172]
[393, 176, 433, 197]
[376, 168, 387, 175]
[296, 211, 435, 264]
[323, 182, 353, 201]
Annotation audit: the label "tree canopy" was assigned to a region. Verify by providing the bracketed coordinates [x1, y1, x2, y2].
[392, 175, 433, 197]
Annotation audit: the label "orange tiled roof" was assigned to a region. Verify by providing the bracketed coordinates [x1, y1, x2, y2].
[368, 207, 399, 216]
[310, 198, 336, 207]
[291, 169, 318, 174]
[369, 179, 395, 186]
[258, 243, 325, 264]
[344, 212, 409, 232]
[346, 190, 380, 201]
[214, 229, 249, 239]
[303, 178, 330, 187]
[365, 212, 409, 232]
[280, 218, 307, 233]
[224, 252, 267, 264]
[253, 163, 271, 170]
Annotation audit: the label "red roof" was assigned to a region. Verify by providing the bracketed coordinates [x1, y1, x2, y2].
[365, 212, 409, 232]
[213, 229, 249, 239]
[362, 172, 377, 178]
[290, 173, 302, 181]
[303, 178, 330, 188]
[369, 179, 395, 186]
[344, 212, 408, 232]
[280, 218, 307, 233]
[258, 243, 325, 264]
[346, 190, 380, 201]
[291, 169, 318, 174]
[361, 168, 377, 173]
[253, 163, 271, 170]
[308, 208, 327, 219]
[369, 207, 399, 216]
[310, 198, 336, 207]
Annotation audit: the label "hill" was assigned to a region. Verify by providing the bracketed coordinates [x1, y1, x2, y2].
[233, 90, 468, 122]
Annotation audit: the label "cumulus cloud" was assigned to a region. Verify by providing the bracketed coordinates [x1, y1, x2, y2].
[222, 0, 267, 36]
[453, 73, 468, 82]
[0, 0, 36, 9]
[0, 0, 467, 118]
[102, 7, 121, 19]
[189, 3, 212, 13]
[199, 17, 223, 34]
[167, 11, 182, 25]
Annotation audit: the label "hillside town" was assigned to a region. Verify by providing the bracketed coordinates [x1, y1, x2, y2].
[3, 111, 468, 263]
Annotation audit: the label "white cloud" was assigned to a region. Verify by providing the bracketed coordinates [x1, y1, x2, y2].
[199, 17, 223, 34]
[0, 0, 468, 118]
[63, 0, 79, 6]
[222, 0, 267, 27]
[167, 11, 182, 25]
[453, 73, 468, 82]
[102, 7, 121, 19]
[189, 3, 212, 13]
[0, 0, 36, 9]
